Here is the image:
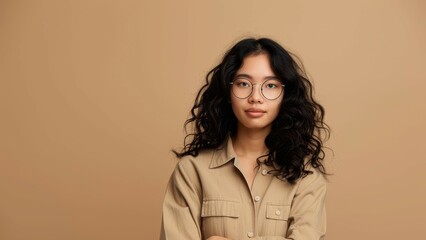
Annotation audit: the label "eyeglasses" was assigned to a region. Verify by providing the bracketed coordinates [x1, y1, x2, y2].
[230, 78, 285, 100]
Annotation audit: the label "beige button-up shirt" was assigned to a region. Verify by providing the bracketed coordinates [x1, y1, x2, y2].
[160, 138, 326, 240]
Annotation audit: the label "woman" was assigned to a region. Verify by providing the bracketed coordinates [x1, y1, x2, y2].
[160, 37, 330, 240]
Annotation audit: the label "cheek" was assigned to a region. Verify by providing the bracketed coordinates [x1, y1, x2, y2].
[230, 96, 242, 113]
[270, 99, 283, 118]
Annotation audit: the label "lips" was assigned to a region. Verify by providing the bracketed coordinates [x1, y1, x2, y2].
[245, 108, 266, 118]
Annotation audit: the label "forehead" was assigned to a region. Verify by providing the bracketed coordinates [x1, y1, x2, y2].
[235, 53, 277, 80]
[237, 54, 274, 73]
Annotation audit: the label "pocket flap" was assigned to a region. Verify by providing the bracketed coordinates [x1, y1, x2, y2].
[201, 200, 240, 218]
[266, 203, 290, 221]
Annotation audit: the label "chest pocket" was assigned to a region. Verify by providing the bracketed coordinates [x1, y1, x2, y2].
[266, 203, 290, 221]
[264, 203, 291, 236]
[201, 200, 240, 239]
[201, 200, 240, 218]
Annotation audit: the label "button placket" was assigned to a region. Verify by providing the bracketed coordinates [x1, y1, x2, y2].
[249, 165, 271, 239]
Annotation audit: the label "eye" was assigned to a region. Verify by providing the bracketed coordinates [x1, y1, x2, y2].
[265, 83, 278, 89]
[238, 82, 250, 88]
[234, 79, 251, 88]
[263, 79, 282, 90]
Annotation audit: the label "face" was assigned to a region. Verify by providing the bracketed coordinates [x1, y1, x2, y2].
[230, 53, 284, 133]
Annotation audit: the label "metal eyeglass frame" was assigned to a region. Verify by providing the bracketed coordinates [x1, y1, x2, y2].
[229, 79, 285, 100]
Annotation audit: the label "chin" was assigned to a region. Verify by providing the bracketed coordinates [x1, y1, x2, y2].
[239, 121, 272, 131]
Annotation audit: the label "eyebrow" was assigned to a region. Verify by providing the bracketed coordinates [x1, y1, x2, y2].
[233, 73, 279, 80]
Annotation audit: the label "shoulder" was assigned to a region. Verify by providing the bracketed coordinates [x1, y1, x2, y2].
[178, 149, 215, 167]
[295, 164, 327, 193]
[173, 149, 217, 176]
[168, 150, 218, 195]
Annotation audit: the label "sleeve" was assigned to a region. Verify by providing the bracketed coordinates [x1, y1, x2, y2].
[160, 159, 203, 240]
[285, 167, 327, 240]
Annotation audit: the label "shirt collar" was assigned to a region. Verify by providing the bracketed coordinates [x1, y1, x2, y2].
[209, 136, 236, 168]
[208, 136, 279, 170]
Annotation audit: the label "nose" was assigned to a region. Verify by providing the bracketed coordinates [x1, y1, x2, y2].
[248, 83, 264, 103]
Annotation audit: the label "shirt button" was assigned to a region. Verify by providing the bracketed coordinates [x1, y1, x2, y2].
[275, 210, 281, 216]
[254, 195, 261, 202]
[262, 169, 268, 175]
[247, 231, 254, 238]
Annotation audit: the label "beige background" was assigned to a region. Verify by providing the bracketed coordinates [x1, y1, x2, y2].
[1, 0, 425, 239]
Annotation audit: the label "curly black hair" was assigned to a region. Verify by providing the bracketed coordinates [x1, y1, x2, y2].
[174, 37, 330, 184]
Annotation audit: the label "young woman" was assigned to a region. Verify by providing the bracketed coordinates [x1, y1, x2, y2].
[160, 37, 330, 240]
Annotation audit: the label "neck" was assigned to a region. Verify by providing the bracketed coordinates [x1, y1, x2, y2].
[232, 124, 270, 158]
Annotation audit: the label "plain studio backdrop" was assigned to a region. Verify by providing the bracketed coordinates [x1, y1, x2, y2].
[1, 0, 425, 239]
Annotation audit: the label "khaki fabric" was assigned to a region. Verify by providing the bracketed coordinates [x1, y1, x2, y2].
[160, 138, 326, 240]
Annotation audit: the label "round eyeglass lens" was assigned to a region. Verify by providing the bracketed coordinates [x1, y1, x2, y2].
[261, 79, 284, 100]
[231, 79, 253, 99]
